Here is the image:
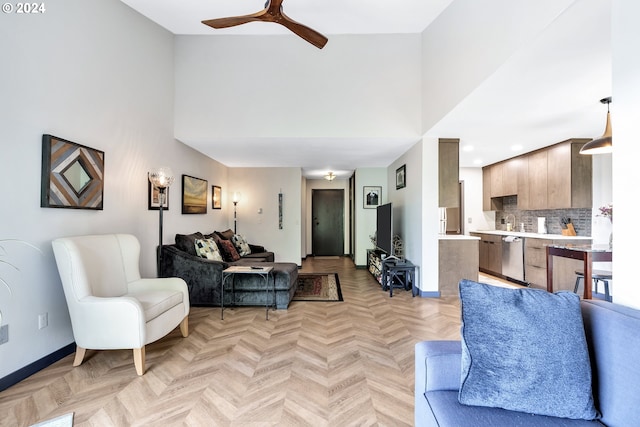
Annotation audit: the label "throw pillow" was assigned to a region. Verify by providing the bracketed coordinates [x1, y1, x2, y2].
[175, 232, 204, 256]
[231, 234, 252, 256]
[194, 238, 223, 261]
[216, 229, 235, 240]
[458, 279, 598, 420]
[218, 239, 240, 262]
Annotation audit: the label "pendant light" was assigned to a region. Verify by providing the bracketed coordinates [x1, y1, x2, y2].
[580, 97, 612, 155]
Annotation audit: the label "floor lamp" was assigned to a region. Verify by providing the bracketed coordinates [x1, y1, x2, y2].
[149, 167, 175, 277]
[233, 192, 241, 234]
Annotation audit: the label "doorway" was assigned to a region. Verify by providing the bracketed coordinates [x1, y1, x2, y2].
[312, 189, 345, 256]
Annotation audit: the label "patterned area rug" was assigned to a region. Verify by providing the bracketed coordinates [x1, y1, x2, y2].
[293, 273, 343, 302]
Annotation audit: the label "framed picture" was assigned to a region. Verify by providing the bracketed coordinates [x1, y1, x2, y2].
[40, 134, 104, 210]
[212, 185, 221, 209]
[396, 164, 406, 190]
[182, 175, 208, 214]
[148, 177, 169, 210]
[363, 186, 382, 209]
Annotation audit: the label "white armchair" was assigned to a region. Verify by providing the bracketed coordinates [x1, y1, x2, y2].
[52, 234, 189, 375]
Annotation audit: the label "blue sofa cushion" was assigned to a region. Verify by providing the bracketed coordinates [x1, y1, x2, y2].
[458, 279, 598, 420]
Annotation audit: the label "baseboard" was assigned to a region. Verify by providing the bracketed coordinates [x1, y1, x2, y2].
[418, 291, 441, 298]
[0, 343, 75, 392]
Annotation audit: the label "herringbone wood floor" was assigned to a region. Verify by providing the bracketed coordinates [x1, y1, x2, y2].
[0, 257, 462, 426]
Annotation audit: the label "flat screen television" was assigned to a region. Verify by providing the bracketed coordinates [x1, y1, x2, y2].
[376, 202, 393, 256]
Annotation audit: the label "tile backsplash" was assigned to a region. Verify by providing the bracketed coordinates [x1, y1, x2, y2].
[495, 196, 592, 236]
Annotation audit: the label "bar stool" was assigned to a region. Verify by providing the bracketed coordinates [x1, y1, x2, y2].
[574, 269, 613, 302]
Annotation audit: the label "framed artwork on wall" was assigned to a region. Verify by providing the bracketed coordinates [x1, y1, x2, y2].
[212, 185, 221, 209]
[182, 175, 208, 214]
[363, 186, 382, 209]
[148, 178, 169, 210]
[396, 164, 406, 190]
[40, 134, 105, 210]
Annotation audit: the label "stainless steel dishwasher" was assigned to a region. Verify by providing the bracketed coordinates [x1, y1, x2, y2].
[502, 236, 524, 282]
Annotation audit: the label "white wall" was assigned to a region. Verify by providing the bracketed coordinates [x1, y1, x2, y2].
[387, 140, 429, 291]
[353, 168, 387, 266]
[459, 168, 495, 233]
[227, 168, 302, 264]
[611, 0, 640, 308]
[174, 35, 421, 142]
[420, 138, 441, 295]
[0, 0, 228, 378]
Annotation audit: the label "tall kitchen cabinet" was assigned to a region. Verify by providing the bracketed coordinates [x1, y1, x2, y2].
[439, 138, 459, 208]
[483, 139, 592, 211]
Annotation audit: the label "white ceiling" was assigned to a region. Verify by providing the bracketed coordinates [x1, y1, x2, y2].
[121, 0, 612, 177]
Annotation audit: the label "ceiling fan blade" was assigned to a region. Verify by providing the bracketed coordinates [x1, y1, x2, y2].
[279, 13, 328, 49]
[202, 11, 265, 29]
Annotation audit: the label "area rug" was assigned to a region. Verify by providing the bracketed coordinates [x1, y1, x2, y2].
[293, 273, 343, 302]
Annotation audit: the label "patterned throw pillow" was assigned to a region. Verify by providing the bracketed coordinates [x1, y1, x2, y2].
[231, 234, 252, 256]
[218, 239, 241, 262]
[194, 238, 223, 261]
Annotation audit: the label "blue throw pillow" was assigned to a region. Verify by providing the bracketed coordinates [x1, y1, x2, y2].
[458, 279, 598, 420]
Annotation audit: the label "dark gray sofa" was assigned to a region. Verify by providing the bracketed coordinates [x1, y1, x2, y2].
[160, 232, 298, 309]
[415, 299, 640, 426]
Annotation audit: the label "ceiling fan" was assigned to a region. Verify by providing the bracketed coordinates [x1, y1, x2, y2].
[202, 0, 328, 49]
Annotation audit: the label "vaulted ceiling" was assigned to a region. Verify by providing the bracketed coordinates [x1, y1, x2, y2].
[121, 0, 611, 177]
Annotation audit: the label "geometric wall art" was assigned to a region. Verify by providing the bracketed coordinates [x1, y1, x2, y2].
[40, 134, 105, 210]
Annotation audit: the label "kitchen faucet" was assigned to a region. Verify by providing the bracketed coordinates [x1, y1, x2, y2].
[506, 214, 516, 231]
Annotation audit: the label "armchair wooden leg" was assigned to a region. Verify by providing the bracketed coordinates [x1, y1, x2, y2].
[134, 347, 146, 376]
[73, 346, 87, 367]
[180, 316, 189, 337]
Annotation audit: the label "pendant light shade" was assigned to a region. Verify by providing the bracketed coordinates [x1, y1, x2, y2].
[580, 97, 612, 155]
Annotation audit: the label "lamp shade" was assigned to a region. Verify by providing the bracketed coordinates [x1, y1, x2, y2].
[232, 192, 241, 203]
[149, 167, 175, 189]
[580, 97, 612, 155]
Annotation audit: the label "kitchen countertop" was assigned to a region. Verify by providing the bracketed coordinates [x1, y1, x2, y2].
[470, 230, 592, 241]
[438, 234, 480, 241]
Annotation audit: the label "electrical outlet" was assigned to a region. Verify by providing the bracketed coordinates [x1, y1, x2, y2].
[0, 324, 8, 345]
[38, 313, 48, 329]
[468, 217, 473, 224]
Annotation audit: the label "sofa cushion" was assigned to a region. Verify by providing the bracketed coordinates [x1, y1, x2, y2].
[458, 279, 598, 420]
[194, 238, 223, 261]
[218, 239, 240, 262]
[232, 234, 252, 256]
[175, 232, 204, 256]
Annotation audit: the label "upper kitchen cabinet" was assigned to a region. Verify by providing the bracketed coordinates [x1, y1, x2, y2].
[483, 139, 592, 211]
[553, 139, 592, 209]
[439, 138, 459, 208]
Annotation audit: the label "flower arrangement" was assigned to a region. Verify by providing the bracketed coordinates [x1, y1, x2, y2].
[598, 203, 613, 221]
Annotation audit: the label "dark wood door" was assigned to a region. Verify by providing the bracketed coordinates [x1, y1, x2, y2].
[312, 189, 344, 256]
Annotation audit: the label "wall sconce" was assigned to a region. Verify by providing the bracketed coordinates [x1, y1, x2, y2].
[148, 167, 175, 276]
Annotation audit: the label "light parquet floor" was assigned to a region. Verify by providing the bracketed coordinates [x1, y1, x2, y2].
[0, 257, 463, 426]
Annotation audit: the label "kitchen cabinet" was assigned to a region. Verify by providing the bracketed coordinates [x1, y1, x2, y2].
[439, 138, 459, 208]
[489, 158, 519, 198]
[483, 139, 592, 211]
[482, 167, 503, 211]
[547, 141, 592, 209]
[471, 232, 502, 276]
[524, 237, 590, 290]
[522, 150, 548, 210]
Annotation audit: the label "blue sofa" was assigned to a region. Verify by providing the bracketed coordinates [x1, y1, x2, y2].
[415, 299, 640, 426]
